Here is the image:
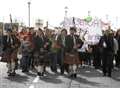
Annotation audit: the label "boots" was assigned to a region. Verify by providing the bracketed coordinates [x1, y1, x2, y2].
[69, 65, 77, 78]
[37, 65, 44, 77]
[7, 62, 16, 76]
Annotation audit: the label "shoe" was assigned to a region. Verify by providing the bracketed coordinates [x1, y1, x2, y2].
[37, 72, 41, 76]
[11, 72, 16, 76]
[8, 73, 12, 76]
[60, 69, 64, 75]
[22, 70, 29, 73]
[37, 72, 44, 76]
[74, 74, 77, 78]
[41, 72, 44, 76]
[8, 72, 16, 76]
[103, 73, 106, 77]
[108, 74, 111, 77]
[22, 70, 26, 72]
[53, 70, 57, 73]
[7, 70, 12, 73]
[13, 71, 16, 74]
[70, 74, 74, 78]
[60, 72, 64, 75]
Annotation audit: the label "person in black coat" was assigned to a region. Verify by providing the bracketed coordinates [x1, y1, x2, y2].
[0, 30, 3, 55]
[33, 28, 49, 76]
[99, 29, 114, 77]
[64, 27, 83, 78]
[115, 29, 120, 68]
[2, 29, 20, 76]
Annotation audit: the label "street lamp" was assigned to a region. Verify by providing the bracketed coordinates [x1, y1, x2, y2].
[63, 6, 68, 28]
[28, 1, 31, 27]
[64, 6, 68, 18]
[88, 10, 91, 16]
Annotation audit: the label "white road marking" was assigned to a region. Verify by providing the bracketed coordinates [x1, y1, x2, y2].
[85, 70, 90, 73]
[33, 76, 39, 83]
[0, 56, 1, 60]
[96, 69, 102, 73]
[29, 85, 34, 88]
[29, 76, 39, 88]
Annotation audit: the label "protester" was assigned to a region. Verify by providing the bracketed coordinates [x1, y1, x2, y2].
[115, 29, 120, 68]
[1, 29, 20, 76]
[20, 36, 33, 72]
[64, 27, 83, 78]
[56, 29, 67, 74]
[1, 24, 120, 79]
[99, 29, 114, 77]
[33, 28, 49, 76]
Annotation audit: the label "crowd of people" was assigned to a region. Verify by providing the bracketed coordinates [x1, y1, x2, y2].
[0, 26, 120, 78]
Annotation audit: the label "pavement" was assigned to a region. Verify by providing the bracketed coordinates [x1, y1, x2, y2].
[0, 62, 120, 88]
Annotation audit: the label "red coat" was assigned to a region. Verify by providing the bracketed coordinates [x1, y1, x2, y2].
[18, 32, 28, 41]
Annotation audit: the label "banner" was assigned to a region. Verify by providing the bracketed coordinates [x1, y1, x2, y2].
[4, 23, 11, 31]
[60, 17, 110, 45]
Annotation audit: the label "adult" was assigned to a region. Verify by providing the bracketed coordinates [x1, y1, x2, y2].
[99, 29, 114, 77]
[64, 27, 83, 78]
[1, 29, 20, 76]
[57, 29, 67, 74]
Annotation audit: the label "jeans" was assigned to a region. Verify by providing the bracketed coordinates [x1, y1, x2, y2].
[49, 52, 58, 72]
[102, 52, 114, 76]
[21, 56, 30, 71]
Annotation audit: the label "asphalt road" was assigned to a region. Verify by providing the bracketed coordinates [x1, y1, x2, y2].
[0, 62, 120, 88]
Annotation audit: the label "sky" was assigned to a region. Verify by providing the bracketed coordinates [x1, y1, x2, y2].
[0, 0, 120, 28]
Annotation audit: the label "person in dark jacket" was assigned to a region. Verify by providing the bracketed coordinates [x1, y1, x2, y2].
[44, 29, 52, 72]
[99, 29, 114, 77]
[115, 29, 120, 68]
[2, 29, 20, 76]
[33, 28, 48, 76]
[64, 27, 83, 78]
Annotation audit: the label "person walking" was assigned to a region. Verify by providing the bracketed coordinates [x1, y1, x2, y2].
[99, 29, 114, 77]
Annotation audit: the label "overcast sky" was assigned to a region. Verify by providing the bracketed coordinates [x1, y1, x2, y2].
[0, 0, 120, 28]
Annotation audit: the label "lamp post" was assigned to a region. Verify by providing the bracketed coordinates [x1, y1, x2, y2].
[88, 10, 91, 16]
[28, 1, 31, 27]
[116, 16, 118, 29]
[64, 6, 68, 17]
[46, 21, 48, 28]
[63, 6, 68, 28]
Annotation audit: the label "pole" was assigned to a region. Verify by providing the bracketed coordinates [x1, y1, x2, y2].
[116, 16, 118, 29]
[46, 21, 48, 28]
[28, 2, 31, 27]
[88, 11, 91, 16]
[64, 6, 68, 28]
[10, 14, 13, 30]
